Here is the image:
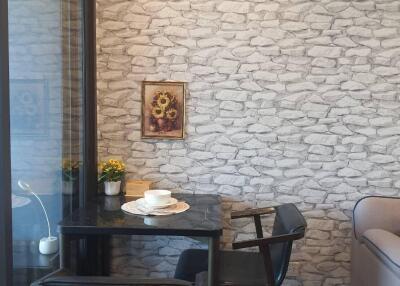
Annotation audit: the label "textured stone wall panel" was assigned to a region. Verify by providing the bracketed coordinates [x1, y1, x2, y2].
[97, 0, 400, 285]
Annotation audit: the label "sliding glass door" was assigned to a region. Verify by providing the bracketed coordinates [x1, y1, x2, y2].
[1, 0, 96, 285]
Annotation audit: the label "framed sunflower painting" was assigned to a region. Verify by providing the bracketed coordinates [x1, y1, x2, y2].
[141, 81, 186, 139]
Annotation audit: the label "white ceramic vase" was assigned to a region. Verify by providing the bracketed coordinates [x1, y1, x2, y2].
[62, 180, 73, 195]
[104, 181, 121, 196]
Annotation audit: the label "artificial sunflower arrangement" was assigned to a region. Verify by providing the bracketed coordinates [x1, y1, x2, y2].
[149, 90, 179, 132]
[62, 159, 80, 182]
[98, 159, 126, 183]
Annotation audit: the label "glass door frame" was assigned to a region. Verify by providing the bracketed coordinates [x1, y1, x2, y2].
[0, 0, 97, 284]
[82, 0, 98, 205]
[0, 0, 13, 285]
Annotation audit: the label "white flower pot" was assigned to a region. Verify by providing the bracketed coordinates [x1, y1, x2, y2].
[104, 181, 121, 196]
[62, 180, 73, 195]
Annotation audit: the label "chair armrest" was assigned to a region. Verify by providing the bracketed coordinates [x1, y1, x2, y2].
[232, 232, 305, 250]
[361, 228, 400, 273]
[231, 207, 275, 219]
[353, 196, 400, 240]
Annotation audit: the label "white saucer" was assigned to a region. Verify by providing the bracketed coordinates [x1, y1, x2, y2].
[121, 199, 189, 216]
[137, 197, 178, 209]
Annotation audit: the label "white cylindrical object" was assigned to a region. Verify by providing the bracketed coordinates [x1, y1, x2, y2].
[39, 236, 59, 255]
[104, 181, 121, 196]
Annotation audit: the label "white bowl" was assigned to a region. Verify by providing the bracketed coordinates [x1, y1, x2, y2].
[144, 190, 171, 206]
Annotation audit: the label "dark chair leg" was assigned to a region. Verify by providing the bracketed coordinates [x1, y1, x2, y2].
[260, 244, 275, 286]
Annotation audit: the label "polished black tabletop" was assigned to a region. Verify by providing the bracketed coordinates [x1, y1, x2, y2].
[13, 240, 58, 269]
[58, 194, 223, 237]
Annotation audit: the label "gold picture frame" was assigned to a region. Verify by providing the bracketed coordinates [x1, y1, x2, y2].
[141, 81, 186, 139]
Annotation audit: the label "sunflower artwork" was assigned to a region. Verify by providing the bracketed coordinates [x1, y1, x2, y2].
[142, 81, 185, 139]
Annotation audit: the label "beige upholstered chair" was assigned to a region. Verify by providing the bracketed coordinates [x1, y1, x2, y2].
[352, 196, 400, 286]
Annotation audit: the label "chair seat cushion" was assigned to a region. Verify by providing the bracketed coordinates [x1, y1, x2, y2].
[361, 228, 400, 273]
[175, 246, 288, 286]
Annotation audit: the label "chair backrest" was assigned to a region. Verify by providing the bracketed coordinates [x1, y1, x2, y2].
[353, 196, 400, 240]
[270, 203, 307, 286]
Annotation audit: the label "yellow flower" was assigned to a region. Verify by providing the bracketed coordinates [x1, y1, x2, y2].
[63, 159, 80, 171]
[152, 106, 164, 119]
[166, 108, 178, 120]
[99, 159, 125, 172]
[157, 93, 170, 109]
[63, 160, 69, 169]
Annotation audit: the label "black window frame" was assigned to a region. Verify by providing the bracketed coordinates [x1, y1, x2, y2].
[0, 0, 97, 284]
[0, 0, 13, 285]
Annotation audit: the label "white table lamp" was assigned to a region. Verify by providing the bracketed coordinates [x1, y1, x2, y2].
[18, 180, 59, 255]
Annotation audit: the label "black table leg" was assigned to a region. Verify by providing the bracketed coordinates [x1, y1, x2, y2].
[84, 235, 111, 275]
[60, 234, 111, 276]
[59, 234, 71, 270]
[208, 236, 220, 286]
[100, 235, 111, 275]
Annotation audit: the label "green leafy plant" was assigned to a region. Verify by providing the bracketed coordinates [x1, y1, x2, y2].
[62, 159, 80, 182]
[98, 159, 125, 183]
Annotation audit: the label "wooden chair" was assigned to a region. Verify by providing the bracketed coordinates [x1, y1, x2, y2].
[174, 203, 307, 286]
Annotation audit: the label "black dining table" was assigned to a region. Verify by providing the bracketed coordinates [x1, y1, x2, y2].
[58, 193, 223, 286]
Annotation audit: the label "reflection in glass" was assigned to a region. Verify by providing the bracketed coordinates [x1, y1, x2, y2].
[9, 0, 84, 284]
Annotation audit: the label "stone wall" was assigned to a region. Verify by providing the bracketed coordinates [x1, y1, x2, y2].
[97, 0, 400, 285]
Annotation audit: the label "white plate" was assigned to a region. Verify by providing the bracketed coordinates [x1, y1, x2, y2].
[12, 194, 31, 209]
[121, 200, 189, 216]
[137, 197, 178, 209]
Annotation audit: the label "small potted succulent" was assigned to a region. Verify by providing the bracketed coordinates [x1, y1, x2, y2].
[98, 159, 125, 196]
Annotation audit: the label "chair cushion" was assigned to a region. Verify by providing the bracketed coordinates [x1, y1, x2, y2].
[175, 245, 293, 286]
[175, 249, 267, 286]
[361, 228, 400, 273]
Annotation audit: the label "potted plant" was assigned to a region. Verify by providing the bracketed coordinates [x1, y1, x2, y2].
[62, 159, 80, 195]
[98, 159, 125, 196]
